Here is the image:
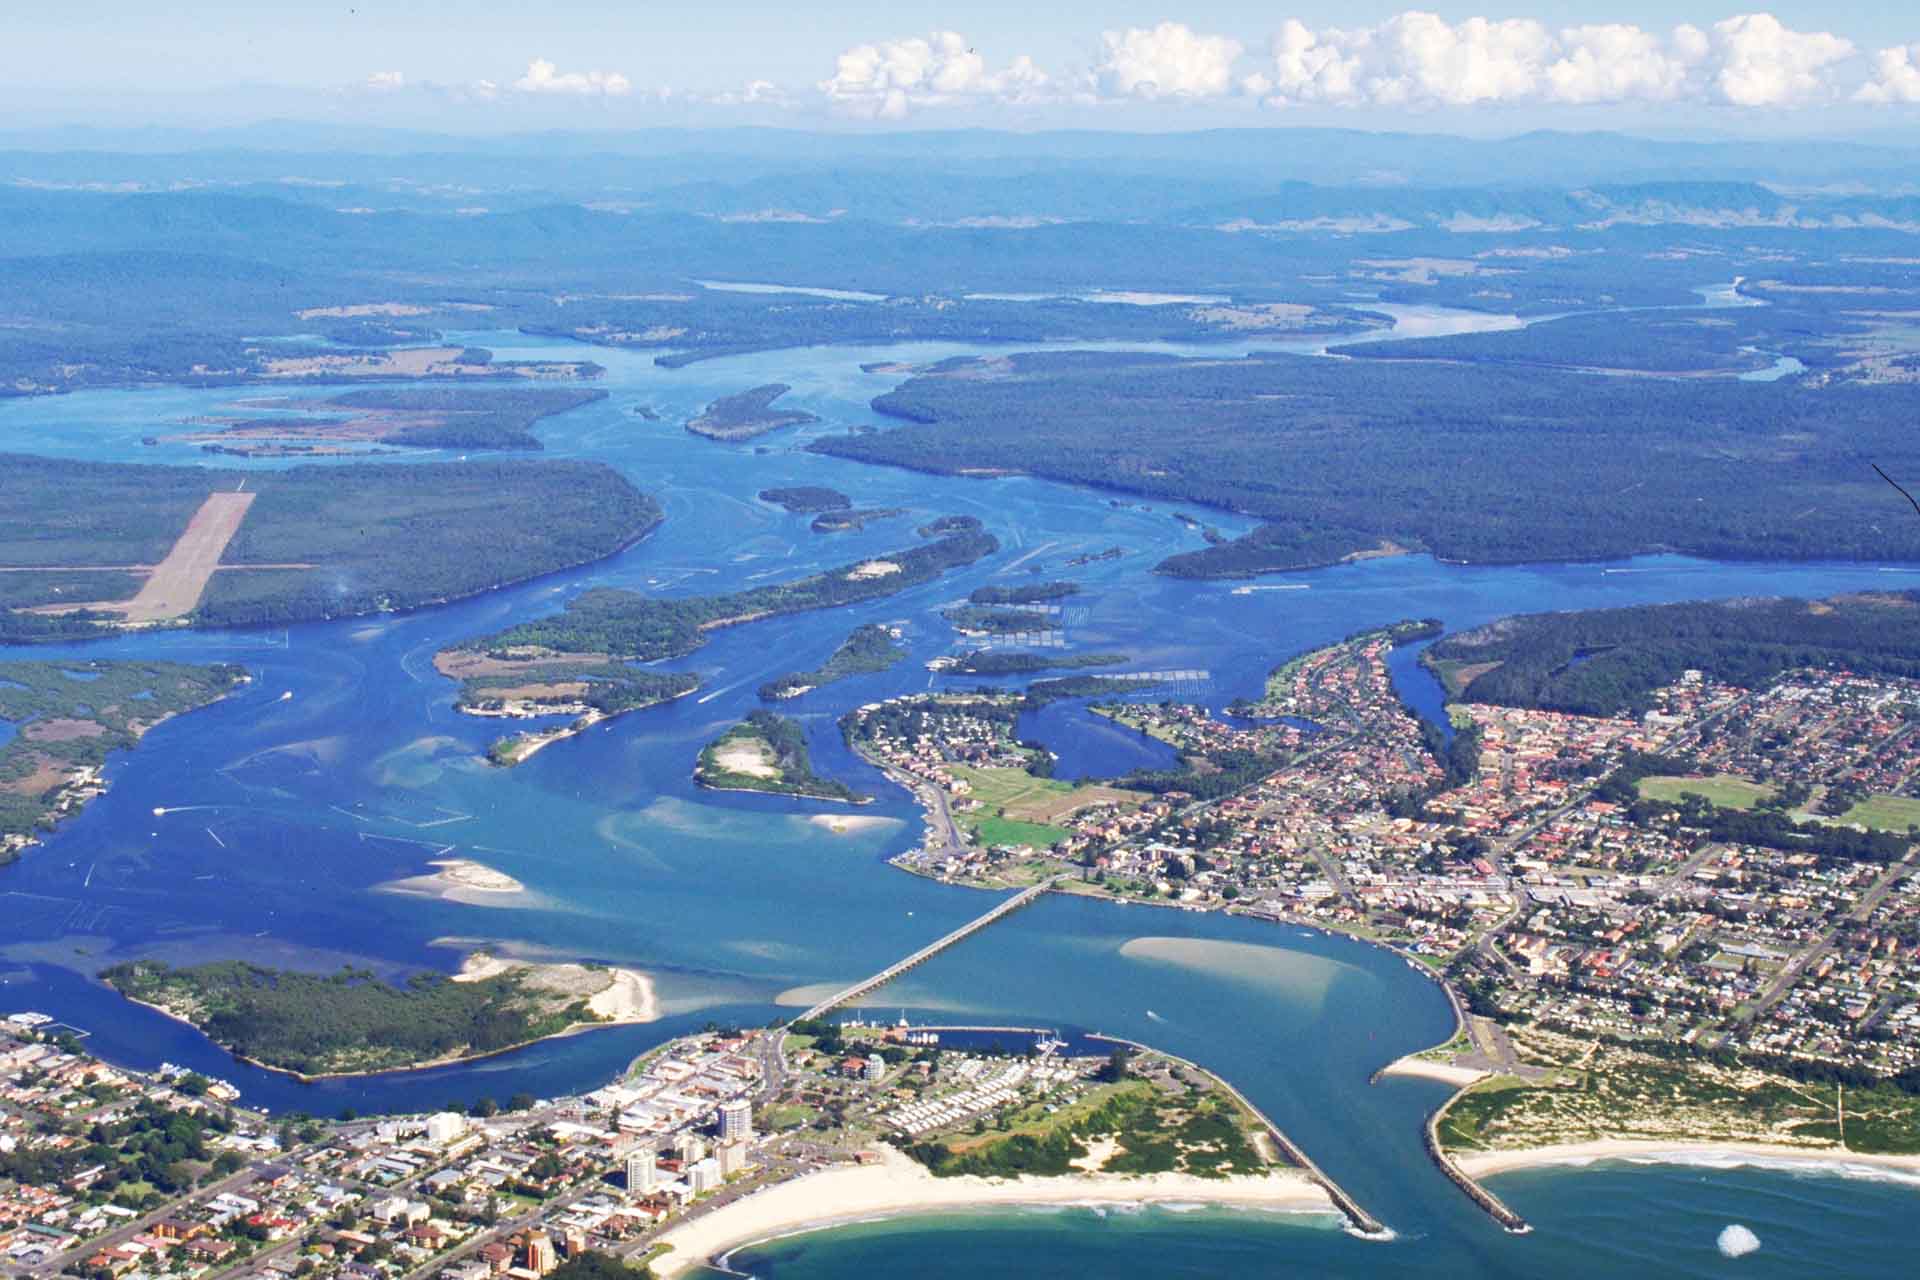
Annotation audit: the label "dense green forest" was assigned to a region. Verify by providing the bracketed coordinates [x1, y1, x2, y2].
[0, 661, 246, 846]
[101, 959, 602, 1077]
[813, 350, 1920, 575]
[758, 623, 909, 700]
[685, 383, 818, 440]
[695, 710, 869, 803]
[0, 454, 660, 635]
[455, 664, 699, 715]
[969, 581, 1081, 605]
[1429, 592, 1920, 716]
[811, 507, 909, 533]
[319, 386, 607, 449]
[945, 650, 1128, 675]
[759, 486, 851, 513]
[461, 527, 997, 662]
[944, 605, 1059, 636]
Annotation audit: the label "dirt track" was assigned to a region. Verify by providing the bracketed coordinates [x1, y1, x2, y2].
[110, 491, 256, 623]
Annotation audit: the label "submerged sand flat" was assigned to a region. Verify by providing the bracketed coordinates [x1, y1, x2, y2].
[1117, 936, 1359, 1011]
[650, 1145, 1334, 1276]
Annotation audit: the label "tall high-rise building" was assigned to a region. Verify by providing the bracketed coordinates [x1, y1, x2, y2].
[523, 1231, 556, 1277]
[718, 1097, 753, 1143]
[624, 1141, 657, 1195]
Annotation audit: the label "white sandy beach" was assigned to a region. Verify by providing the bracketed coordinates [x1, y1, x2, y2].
[1455, 1138, 1920, 1180]
[805, 813, 900, 836]
[650, 1145, 1333, 1276]
[453, 952, 659, 1024]
[1376, 1055, 1489, 1087]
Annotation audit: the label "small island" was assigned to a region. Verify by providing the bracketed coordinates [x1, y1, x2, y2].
[759, 623, 909, 700]
[687, 383, 820, 441]
[437, 656, 700, 767]
[931, 650, 1130, 676]
[759, 486, 852, 513]
[969, 581, 1081, 605]
[696, 710, 870, 804]
[101, 954, 655, 1078]
[0, 660, 248, 863]
[811, 507, 909, 533]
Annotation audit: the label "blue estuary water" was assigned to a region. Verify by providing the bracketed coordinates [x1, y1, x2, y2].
[3, 326, 1917, 1275]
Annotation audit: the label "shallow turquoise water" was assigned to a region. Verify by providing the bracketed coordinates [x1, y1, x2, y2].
[2, 328, 1916, 1274]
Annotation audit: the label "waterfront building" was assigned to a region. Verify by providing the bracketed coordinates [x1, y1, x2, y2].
[718, 1097, 752, 1142]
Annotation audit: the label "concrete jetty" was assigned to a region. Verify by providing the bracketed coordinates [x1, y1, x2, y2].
[1424, 1095, 1531, 1233]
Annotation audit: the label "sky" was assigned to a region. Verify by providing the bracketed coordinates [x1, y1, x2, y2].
[6, 2, 1920, 135]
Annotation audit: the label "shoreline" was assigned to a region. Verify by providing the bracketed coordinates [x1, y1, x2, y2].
[649, 1145, 1335, 1277]
[1455, 1138, 1920, 1180]
[110, 959, 657, 1083]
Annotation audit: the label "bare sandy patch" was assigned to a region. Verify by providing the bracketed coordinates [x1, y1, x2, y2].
[847, 560, 902, 580]
[22, 718, 107, 743]
[453, 951, 657, 1024]
[714, 740, 780, 778]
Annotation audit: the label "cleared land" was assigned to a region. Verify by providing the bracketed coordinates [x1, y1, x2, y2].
[950, 765, 1145, 848]
[109, 491, 253, 624]
[1637, 774, 1776, 811]
[1842, 794, 1920, 832]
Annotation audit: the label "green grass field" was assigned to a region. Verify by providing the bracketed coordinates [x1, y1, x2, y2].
[949, 765, 1139, 849]
[1841, 793, 1920, 832]
[1637, 774, 1775, 810]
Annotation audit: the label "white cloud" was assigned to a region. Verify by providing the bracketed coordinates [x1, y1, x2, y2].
[1252, 10, 1859, 110]
[819, 31, 1048, 118]
[1093, 22, 1243, 99]
[512, 58, 632, 98]
[1857, 43, 1920, 104]
[365, 70, 405, 92]
[1704, 13, 1852, 106]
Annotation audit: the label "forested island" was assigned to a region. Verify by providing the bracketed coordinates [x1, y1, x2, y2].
[100, 957, 644, 1077]
[811, 507, 908, 533]
[445, 525, 996, 667]
[759, 486, 851, 513]
[695, 710, 870, 803]
[441, 659, 701, 767]
[813, 349, 1920, 576]
[758, 623, 909, 700]
[0, 454, 660, 638]
[686, 384, 819, 441]
[1428, 591, 1920, 716]
[969, 582, 1081, 605]
[172, 386, 606, 455]
[937, 650, 1130, 676]
[0, 661, 247, 859]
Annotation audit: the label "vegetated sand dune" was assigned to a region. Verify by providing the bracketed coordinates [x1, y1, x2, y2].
[109, 491, 256, 624]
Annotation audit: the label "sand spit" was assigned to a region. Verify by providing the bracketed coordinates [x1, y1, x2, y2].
[454, 951, 658, 1025]
[1376, 1056, 1490, 1087]
[1455, 1139, 1920, 1181]
[650, 1145, 1333, 1276]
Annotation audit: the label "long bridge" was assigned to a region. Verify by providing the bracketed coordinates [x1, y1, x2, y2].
[792, 879, 1056, 1023]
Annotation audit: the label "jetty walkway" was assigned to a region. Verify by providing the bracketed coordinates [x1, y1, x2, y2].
[792, 879, 1055, 1023]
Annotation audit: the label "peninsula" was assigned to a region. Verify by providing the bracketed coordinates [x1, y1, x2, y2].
[0, 660, 247, 863]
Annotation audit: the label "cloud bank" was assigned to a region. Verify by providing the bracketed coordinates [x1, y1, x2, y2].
[363, 13, 1920, 118]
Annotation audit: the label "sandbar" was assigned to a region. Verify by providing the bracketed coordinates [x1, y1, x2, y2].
[650, 1145, 1333, 1276]
[1375, 1055, 1489, 1087]
[377, 857, 530, 906]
